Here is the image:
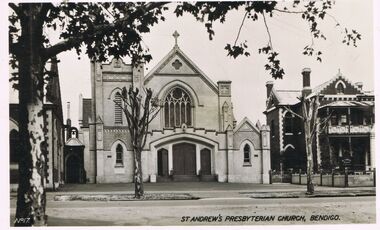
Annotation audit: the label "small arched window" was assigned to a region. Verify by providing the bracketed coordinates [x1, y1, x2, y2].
[114, 92, 123, 124]
[164, 87, 192, 127]
[243, 144, 251, 163]
[116, 144, 123, 165]
[336, 83, 345, 94]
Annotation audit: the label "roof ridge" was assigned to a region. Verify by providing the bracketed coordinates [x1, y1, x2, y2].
[276, 90, 301, 92]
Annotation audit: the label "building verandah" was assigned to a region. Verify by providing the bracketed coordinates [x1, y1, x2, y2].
[317, 101, 375, 172]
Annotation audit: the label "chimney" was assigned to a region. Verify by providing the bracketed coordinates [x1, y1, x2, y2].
[266, 81, 274, 98]
[302, 68, 312, 97]
[355, 82, 363, 90]
[78, 94, 83, 126]
[66, 102, 71, 127]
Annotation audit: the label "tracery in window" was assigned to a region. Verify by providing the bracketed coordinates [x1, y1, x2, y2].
[164, 87, 192, 127]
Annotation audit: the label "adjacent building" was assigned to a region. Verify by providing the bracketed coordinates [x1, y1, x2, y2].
[76, 31, 271, 184]
[9, 58, 65, 190]
[264, 68, 375, 173]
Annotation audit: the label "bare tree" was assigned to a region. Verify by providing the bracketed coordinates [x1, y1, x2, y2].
[284, 94, 330, 194]
[114, 86, 160, 198]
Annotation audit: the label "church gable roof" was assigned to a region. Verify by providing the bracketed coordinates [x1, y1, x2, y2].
[234, 117, 260, 134]
[144, 33, 218, 93]
[155, 49, 199, 75]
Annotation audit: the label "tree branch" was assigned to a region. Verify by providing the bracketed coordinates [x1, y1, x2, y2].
[273, 8, 303, 14]
[147, 107, 161, 124]
[9, 3, 24, 19]
[262, 13, 273, 49]
[283, 106, 304, 120]
[43, 2, 169, 59]
[234, 11, 248, 46]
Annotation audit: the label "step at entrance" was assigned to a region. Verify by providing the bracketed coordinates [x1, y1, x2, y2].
[156, 175, 217, 182]
[172, 175, 199, 182]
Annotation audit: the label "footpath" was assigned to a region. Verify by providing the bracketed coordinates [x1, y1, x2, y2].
[10, 182, 375, 201]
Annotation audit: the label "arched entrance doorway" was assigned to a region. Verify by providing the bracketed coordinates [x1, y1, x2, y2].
[173, 143, 196, 175]
[65, 155, 82, 183]
[200, 148, 211, 175]
[64, 130, 85, 184]
[157, 148, 169, 176]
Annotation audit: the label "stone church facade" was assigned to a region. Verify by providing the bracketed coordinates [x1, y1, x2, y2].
[78, 32, 271, 184]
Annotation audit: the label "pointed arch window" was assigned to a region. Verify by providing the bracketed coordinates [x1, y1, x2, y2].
[164, 87, 192, 127]
[116, 144, 123, 165]
[243, 144, 251, 164]
[114, 92, 123, 124]
[336, 83, 345, 94]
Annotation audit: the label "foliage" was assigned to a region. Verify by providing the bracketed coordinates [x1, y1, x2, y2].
[9, 1, 361, 81]
[8, 1, 362, 225]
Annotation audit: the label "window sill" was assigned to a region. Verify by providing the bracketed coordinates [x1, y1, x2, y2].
[243, 162, 252, 167]
[284, 133, 294, 136]
[115, 164, 124, 168]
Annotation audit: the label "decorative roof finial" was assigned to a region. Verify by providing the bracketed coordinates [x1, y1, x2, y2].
[338, 68, 341, 75]
[173, 30, 180, 46]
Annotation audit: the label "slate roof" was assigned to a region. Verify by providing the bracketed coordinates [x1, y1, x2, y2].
[275, 90, 301, 105]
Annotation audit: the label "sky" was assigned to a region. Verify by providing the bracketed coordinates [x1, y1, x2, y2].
[8, 0, 375, 129]
[1, 1, 379, 229]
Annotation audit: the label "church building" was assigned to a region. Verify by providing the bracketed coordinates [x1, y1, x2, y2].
[77, 31, 271, 184]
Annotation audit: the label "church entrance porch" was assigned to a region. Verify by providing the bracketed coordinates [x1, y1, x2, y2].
[64, 128, 86, 184]
[173, 143, 196, 175]
[66, 155, 83, 183]
[155, 141, 216, 182]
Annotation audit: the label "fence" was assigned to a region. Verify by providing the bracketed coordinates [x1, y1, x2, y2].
[290, 168, 376, 187]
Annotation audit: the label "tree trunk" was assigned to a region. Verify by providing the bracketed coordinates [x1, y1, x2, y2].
[133, 147, 144, 198]
[303, 103, 314, 195]
[15, 4, 48, 226]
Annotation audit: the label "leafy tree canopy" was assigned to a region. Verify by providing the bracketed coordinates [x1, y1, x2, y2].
[9, 1, 360, 81]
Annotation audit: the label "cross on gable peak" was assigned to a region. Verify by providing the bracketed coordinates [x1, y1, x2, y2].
[173, 30, 180, 46]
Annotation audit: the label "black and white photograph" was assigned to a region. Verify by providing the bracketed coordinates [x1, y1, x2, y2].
[2, 0, 379, 228]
